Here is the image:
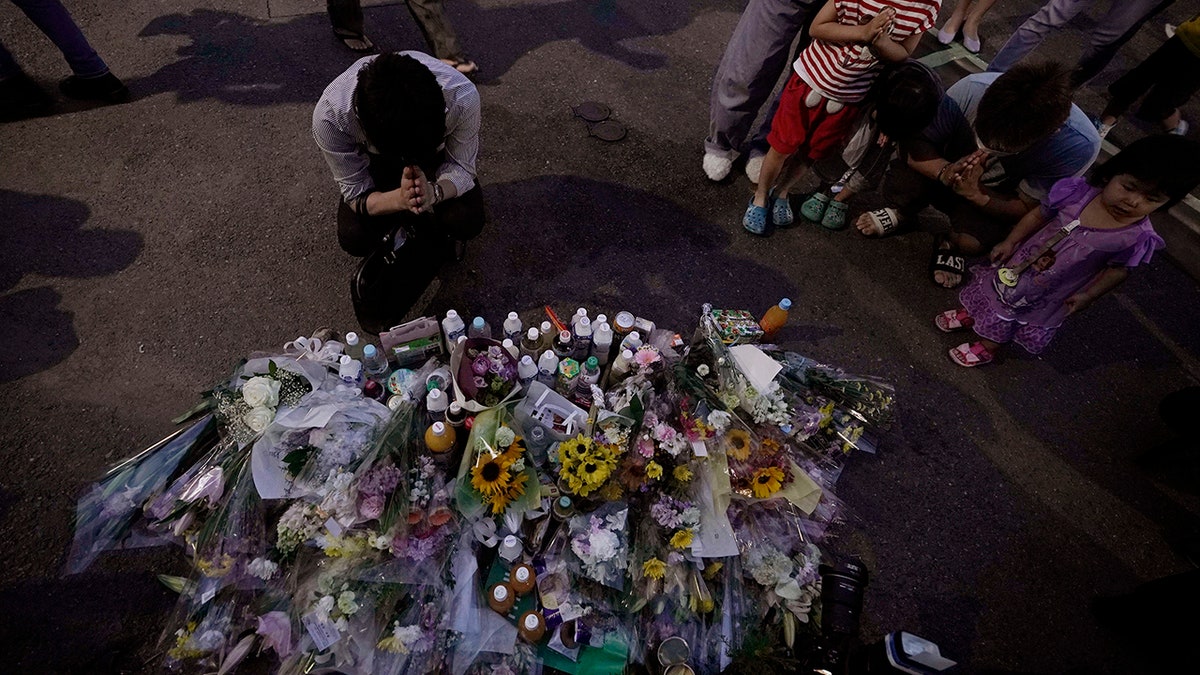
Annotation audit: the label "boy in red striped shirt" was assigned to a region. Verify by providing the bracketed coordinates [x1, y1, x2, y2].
[744, 0, 941, 235]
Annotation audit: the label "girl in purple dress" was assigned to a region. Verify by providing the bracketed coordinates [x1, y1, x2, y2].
[935, 135, 1200, 367]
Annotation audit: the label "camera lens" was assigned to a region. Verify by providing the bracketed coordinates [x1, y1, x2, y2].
[819, 559, 869, 638]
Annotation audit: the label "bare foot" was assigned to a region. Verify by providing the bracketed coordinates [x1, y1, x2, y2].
[855, 212, 878, 236]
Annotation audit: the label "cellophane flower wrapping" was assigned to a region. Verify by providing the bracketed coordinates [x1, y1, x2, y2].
[69, 414, 217, 574]
[566, 502, 629, 589]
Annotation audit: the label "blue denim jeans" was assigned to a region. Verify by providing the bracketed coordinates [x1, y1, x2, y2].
[0, 0, 109, 80]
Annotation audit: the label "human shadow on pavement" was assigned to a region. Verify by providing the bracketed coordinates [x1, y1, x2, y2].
[128, 1, 722, 104]
[0, 190, 142, 382]
[432, 174, 798, 328]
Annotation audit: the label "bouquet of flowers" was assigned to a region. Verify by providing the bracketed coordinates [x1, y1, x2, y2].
[567, 502, 630, 589]
[557, 433, 624, 500]
[454, 339, 520, 409]
[457, 406, 538, 519]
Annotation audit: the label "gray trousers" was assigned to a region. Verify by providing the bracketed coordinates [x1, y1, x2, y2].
[705, 0, 816, 159]
[987, 0, 1173, 86]
[327, 0, 466, 62]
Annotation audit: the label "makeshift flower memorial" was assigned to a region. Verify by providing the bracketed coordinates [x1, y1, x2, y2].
[557, 433, 623, 498]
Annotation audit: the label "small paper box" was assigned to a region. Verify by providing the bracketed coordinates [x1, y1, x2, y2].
[711, 309, 764, 344]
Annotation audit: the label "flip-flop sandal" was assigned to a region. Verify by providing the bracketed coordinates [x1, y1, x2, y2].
[333, 29, 375, 53]
[820, 200, 848, 230]
[935, 308, 974, 332]
[743, 199, 770, 236]
[949, 342, 993, 367]
[441, 58, 480, 77]
[800, 192, 830, 222]
[771, 190, 794, 228]
[930, 239, 967, 288]
[859, 207, 902, 237]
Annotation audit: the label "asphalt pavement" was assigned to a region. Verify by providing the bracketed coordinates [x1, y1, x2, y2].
[3, 1, 1200, 673]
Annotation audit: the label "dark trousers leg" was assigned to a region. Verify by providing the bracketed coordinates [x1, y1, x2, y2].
[1134, 39, 1200, 123]
[1103, 37, 1195, 122]
[1071, 0, 1174, 87]
[880, 157, 937, 223]
[327, 0, 365, 35]
[404, 0, 465, 62]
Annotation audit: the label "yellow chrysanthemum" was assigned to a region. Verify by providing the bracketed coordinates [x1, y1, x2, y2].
[673, 465, 693, 482]
[377, 635, 408, 654]
[470, 454, 511, 497]
[645, 461, 663, 480]
[642, 557, 666, 580]
[670, 529, 694, 549]
[750, 466, 785, 498]
[725, 429, 752, 461]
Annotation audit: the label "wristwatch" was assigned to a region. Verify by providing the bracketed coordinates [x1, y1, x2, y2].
[431, 182, 444, 206]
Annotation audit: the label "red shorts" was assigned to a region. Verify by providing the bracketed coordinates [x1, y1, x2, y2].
[766, 73, 861, 160]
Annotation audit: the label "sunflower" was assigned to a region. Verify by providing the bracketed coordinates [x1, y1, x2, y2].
[557, 436, 592, 464]
[573, 458, 615, 496]
[487, 469, 528, 514]
[598, 481, 624, 502]
[670, 529, 694, 549]
[470, 454, 512, 497]
[642, 557, 666, 580]
[760, 437, 782, 457]
[499, 436, 526, 466]
[725, 429, 752, 461]
[673, 464, 694, 482]
[750, 466, 785, 498]
[645, 461, 663, 480]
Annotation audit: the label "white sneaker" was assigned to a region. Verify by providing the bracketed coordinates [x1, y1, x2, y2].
[702, 152, 733, 181]
[1097, 122, 1114, 139]
[745, 153, 765, 184]
[1169, 118, 1189, 136]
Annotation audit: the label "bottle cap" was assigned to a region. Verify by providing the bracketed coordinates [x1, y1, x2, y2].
[628, 331, 640, 342]
[431, 422, 445, 434]
[595, 314, 607, 325]
[526, 327, 539, 340]
[345, 332, 359, 346]
[340, 354, 352, 364]
[473, 317, 485, 328]
[508, 311, 518, 320]
[492, 585, 508, 601]
[449, 401, 463, 414]
[578, 317, 591, 329]
[428, 389, 443, 402]
[446, 309, 459, 319]
[575, 308, 587, 318]
[503, 338, 515, 348]
[558, 330, 571, 342]
[615, 311, 634, 330]
[520, 355, 534, 365]
[364, 344, 377, 357]
[525, 614, 541, 630]
[621, 349, 634, 360]
[586, 356, 598, 368]
[779, 298, 792, 310]
[515, 566, 530, 583]
[558, 496, 572, 508]
[540, 321, 552, 332]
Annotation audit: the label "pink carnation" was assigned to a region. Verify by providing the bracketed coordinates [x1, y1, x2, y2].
[358, 493, 385, 520]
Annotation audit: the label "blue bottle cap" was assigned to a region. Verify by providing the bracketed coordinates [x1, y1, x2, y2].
[779, 298, 792, 310]
[473, 316, 485, 328]
[363, 344, 377, 356]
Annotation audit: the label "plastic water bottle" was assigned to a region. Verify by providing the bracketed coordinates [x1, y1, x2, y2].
[520, 327, 541, 360]
[502, 338, 519, 359]
[592, 322, 613, 365]
[362, 344, 390, 383]
[469, 316, 492, 339]
[426, 388, 448, 424]
[338, 354, 363, 386]
[442, 310, 467, 343]
[344, 332, 364, 361]
[571, 307, 588, 330]
[575, 356, 601, 403]
[536, 350, 560, 387]
[538, 321, 555, 351]
[517, 355, 538, 387]
[552, 330, 573, 359]
[760, 298, 792, 341]
[573, 316, 593, 360]
[595, 313, 608, 328]
[620, 330, 642, 353]
[503, 311, 523, 341]
[608, 348, 635, 385]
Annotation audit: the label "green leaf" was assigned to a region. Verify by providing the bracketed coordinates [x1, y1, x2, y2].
[630, 394, 644, 426]
[268, 360, 278, 376]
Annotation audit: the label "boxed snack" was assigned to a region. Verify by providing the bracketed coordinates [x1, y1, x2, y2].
[710, 308, 764, 344]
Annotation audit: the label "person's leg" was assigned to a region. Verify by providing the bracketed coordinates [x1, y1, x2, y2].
[754, 148, 791, 206]
[327, 0, 365, 35]
[10, 0, 109, 77]
[337, 199, 400, 257]
[1133, 38, 1200, 129]
[962, 0, 1000, 46]
[433, 184, 485, 258]
[1101, 35, 1176, 123]
[405, 0, 467, 64]
[986, 0, 1090, 73]
[706, 0, 813, 177]
[1072, 0, 1173, 87]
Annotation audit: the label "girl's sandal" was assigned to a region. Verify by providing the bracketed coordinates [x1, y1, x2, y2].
[949, 342, 994, 367]
[935, 308, 974, 333]
[820, 200, 848, 230]
[800, 192, 830, 222]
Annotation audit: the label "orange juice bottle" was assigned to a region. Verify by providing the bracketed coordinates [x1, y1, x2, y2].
[759, 298, 791, 341]
[425, 421, 456, 454]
